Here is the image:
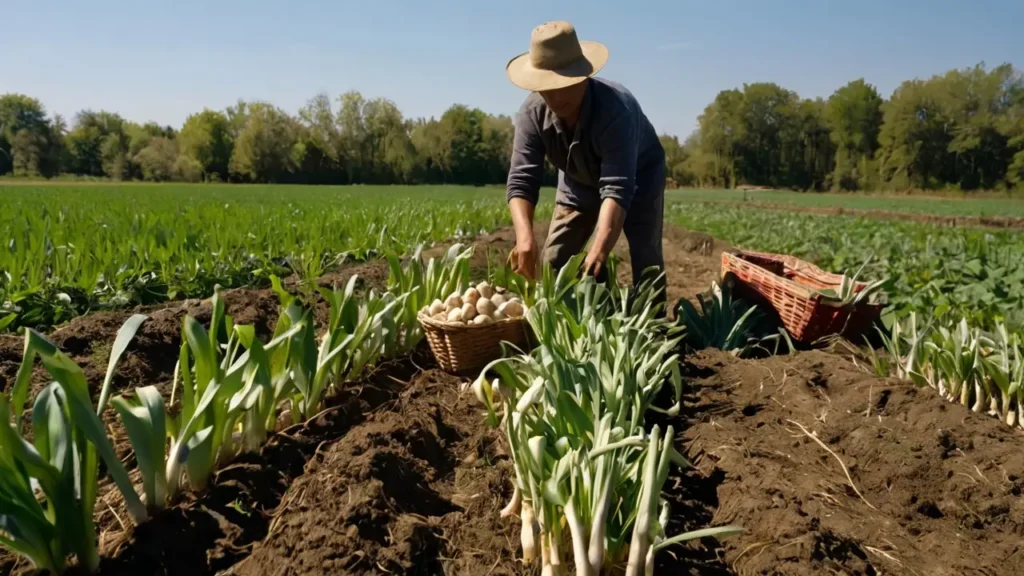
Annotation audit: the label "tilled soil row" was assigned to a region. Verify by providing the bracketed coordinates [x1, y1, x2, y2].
[677, 349, 1024, 576]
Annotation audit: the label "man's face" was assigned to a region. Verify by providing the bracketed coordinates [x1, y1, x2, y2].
[540, 81, 587, 120]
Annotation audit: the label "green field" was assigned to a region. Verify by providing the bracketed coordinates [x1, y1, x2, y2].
[666, 202, 1024, 329]
[668, 188, 1024, 218]
[5, 184, 1024, 576]
[0, 184, 551, 330]
[5, 182, 1024, 333]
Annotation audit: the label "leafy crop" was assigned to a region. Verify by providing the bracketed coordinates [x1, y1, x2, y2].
[668, 203, 1024, 329]
[0, 184, 551, 332]
[876, 313, 1024, 430]
[472, 259, 742, 574]
[669, 189, 1024, 218]
[0, 244, 477, 573]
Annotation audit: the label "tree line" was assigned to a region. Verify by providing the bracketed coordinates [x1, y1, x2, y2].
[667, 63, 1024, 192]
[0, 91, 542, 186]
[2, 61, 1022, 191]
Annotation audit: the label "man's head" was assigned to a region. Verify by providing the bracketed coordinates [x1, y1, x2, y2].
[506, 21, 608, 97]
[540, 81, 588, 121]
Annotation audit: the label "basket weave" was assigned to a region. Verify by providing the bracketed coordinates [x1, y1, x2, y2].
[720, 250, 884, 343]
[418, 311, 532, 374]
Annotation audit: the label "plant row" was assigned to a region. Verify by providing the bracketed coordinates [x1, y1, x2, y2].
[471, 257, 741, 575]
[668, 202, 1024, 331]
[0, 243, 474, 574]
[872, 313, 1024, 430]
[0, 185, 550, 333]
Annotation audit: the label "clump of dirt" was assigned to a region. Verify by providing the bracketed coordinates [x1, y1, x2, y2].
[676, 349, 1024, 576]
[311, 259, 390, 293]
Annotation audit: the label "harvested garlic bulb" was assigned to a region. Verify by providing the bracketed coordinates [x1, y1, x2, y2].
[501, 300, 524, 318]
[476, 297, 496, 317]
[447, 308, 464, 323]
[445, 294, 463, 311]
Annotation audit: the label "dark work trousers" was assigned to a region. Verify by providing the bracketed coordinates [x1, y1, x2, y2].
[540, 163, 667, 312]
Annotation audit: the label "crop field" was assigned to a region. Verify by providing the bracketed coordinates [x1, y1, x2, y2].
[0, 184, 551, 332]
[1, 184, 1023, 576]
[670, 188, 1024, 219]
[668, 202, 1024, 330]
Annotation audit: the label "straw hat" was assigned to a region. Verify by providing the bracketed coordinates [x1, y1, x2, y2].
[506, 21, 609, 92]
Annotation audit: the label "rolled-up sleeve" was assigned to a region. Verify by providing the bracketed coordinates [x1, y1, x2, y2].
[506, 105, 544, 205]
[596, 110, 639, 211]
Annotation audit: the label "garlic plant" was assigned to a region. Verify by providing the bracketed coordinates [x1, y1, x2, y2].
[1, 254, 487, 573]
[675, 281, 789, 356]
[985, 324, 1024, 427]
[814, 259, 889, 306]
[387, 243, 472, 350]
[1, 318, 150, 574]
[472, 264, 741, 574]
[878, 313, 1024, 430]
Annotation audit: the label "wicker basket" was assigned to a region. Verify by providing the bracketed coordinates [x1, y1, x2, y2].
[720, 250, 884, 343]
[418, 311, 533, 374]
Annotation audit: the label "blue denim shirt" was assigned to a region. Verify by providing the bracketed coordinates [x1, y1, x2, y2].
[506, 77, 665, 213]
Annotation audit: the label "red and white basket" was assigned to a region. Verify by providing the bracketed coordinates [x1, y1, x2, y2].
[720, 250, 884, 343]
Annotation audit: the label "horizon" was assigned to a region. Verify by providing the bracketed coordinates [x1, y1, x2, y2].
[5, 0, 1023, 138]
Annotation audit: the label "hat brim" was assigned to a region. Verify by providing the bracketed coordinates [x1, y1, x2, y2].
[506, 41, 609, 92]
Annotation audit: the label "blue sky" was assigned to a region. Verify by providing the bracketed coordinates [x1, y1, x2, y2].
[3, 0, 1021, 138]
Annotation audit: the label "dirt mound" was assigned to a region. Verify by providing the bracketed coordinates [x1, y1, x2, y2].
[227, 370, 522, 576]
[675, 349, 1024, 575]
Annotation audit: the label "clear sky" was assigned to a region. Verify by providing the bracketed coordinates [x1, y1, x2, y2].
[3, 0, 1021, 138]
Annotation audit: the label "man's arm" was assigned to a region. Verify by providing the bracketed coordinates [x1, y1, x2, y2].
[509, 196, 536, 260]
[584, 110, 639, 277]
[585, 199, 627, 276]
[506, 104, 545, 278]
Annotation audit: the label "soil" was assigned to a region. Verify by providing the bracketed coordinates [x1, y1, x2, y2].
[691, 199, 1024, 229]
[3, 224, 1022, 576]
[675, 349, 1024, 576]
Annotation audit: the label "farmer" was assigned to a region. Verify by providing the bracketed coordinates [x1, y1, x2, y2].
[504, 21, 667, 301]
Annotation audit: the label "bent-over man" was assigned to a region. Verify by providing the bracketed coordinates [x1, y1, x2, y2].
[504, 20, 667, 303]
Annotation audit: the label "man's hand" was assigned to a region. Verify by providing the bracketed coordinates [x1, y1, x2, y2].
[509, 197, 538, 279]
[512, 241, 539, 280]
[584, 198, 627, 279]
[583, 247, 607, 278]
